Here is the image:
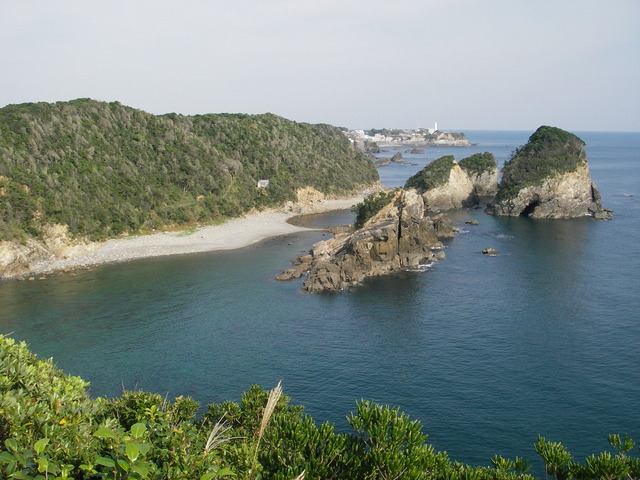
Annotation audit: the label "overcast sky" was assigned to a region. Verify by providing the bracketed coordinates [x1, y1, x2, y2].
[2, 0, 639, 132]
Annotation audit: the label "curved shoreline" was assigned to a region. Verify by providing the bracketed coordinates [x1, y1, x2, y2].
[25, 196, 364, 278]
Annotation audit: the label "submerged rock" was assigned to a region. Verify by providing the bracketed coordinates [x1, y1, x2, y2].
[486, 126, 611, 219]
[278, 189, 456, 292]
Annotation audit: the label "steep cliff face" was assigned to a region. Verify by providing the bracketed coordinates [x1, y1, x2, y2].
[421, 164, 476, 211]
[486, 164, 611, 219]
[0, 225, 96, 279]
[486, 126, 611, 219]
[404, 154, 498, 211]
[277, 189, 455, 292]
[466, 169, 499, 197]
[458, 152, 499, 198]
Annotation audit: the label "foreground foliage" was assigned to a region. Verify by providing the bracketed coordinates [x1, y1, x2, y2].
[1, 335, 638, 479]
[0, 99, 378, 242]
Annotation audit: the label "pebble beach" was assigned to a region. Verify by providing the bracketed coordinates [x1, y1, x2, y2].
[27, 196, 364, 277]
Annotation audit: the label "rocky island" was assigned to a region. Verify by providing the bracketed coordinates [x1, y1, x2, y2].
[279, 126, 612, 292]
[404, 152, 499, 211]
[277, 189, 455, 292]
[486, 126, 612, 219]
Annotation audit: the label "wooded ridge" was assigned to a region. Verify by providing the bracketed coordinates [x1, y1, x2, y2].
[0, 99, 378, 242]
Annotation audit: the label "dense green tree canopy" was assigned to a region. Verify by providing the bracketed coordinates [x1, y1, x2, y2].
[458, 152, 497, 176]
[404, 155, 456, 192]
[495, 126, 587, 201]
[0, 99, 378, 241]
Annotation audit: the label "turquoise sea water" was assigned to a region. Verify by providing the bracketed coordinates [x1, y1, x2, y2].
[1, 131, 639, 470]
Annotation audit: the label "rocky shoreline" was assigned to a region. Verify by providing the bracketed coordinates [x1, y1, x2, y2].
[277, 189, 456, 292]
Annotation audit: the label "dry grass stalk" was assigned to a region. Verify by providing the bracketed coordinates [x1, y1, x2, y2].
[291, 471, 305, 480]
[204, 415, 236, 453]
[257, 380, 282, 441]
[251, 381, 283, 471]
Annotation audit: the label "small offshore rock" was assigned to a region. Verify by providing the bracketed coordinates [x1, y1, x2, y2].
[482, 247, 499, 256]
[390, 152, 404, 163]
[465, 220, 479, 225]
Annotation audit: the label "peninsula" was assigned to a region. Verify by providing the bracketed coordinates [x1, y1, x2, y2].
[345, 125, 470, 153]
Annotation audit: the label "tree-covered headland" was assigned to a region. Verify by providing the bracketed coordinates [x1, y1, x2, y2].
[0, 99, 378, 242]
[1, 335, 638, 480]
[494, 126, 587, 202]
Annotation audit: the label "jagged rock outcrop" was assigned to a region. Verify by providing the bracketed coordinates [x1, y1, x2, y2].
[0, 224, 96, 279]
[404, 153, 498, 211]
[277, 189, 455, 292]
[390, 152, 404, 164]
[421, 163, 476, 211]
[459, 152, 499, 198]
[486, 126, 611, 219]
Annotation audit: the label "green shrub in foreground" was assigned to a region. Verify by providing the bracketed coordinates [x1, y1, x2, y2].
[1, 334, 639, 479]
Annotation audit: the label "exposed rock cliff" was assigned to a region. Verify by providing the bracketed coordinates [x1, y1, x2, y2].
[404, 154, 498, 211]
[277, 189, 455, 292]
[486, 126, 611, 219]
[0, 224, 96, 279]
[458, 152, 499, 198]
[422, 163, 476, 211]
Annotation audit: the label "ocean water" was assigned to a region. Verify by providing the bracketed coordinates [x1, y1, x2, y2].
[1, 131, 639, 470]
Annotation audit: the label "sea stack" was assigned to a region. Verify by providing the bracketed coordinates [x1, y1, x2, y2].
[486, 126, 611, 219]
[404, 153, 498, 211]
[277, 189, 456, 292]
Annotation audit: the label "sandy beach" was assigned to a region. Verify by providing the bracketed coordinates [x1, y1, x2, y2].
[27, 196, 364, 277]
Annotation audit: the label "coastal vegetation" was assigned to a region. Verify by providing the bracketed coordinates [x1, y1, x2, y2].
[404, 155, 456, 192]
[495, 126, 586, 201]
[458, 152, 497, 176]
[352, 190, 395, 229]
[2, 335, 638, 480]
[0, 99, 378, 242]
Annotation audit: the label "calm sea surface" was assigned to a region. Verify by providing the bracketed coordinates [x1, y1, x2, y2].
[1, 131, 639, 469]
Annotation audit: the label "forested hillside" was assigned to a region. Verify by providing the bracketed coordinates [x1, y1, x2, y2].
[0, 99, 378, 241]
